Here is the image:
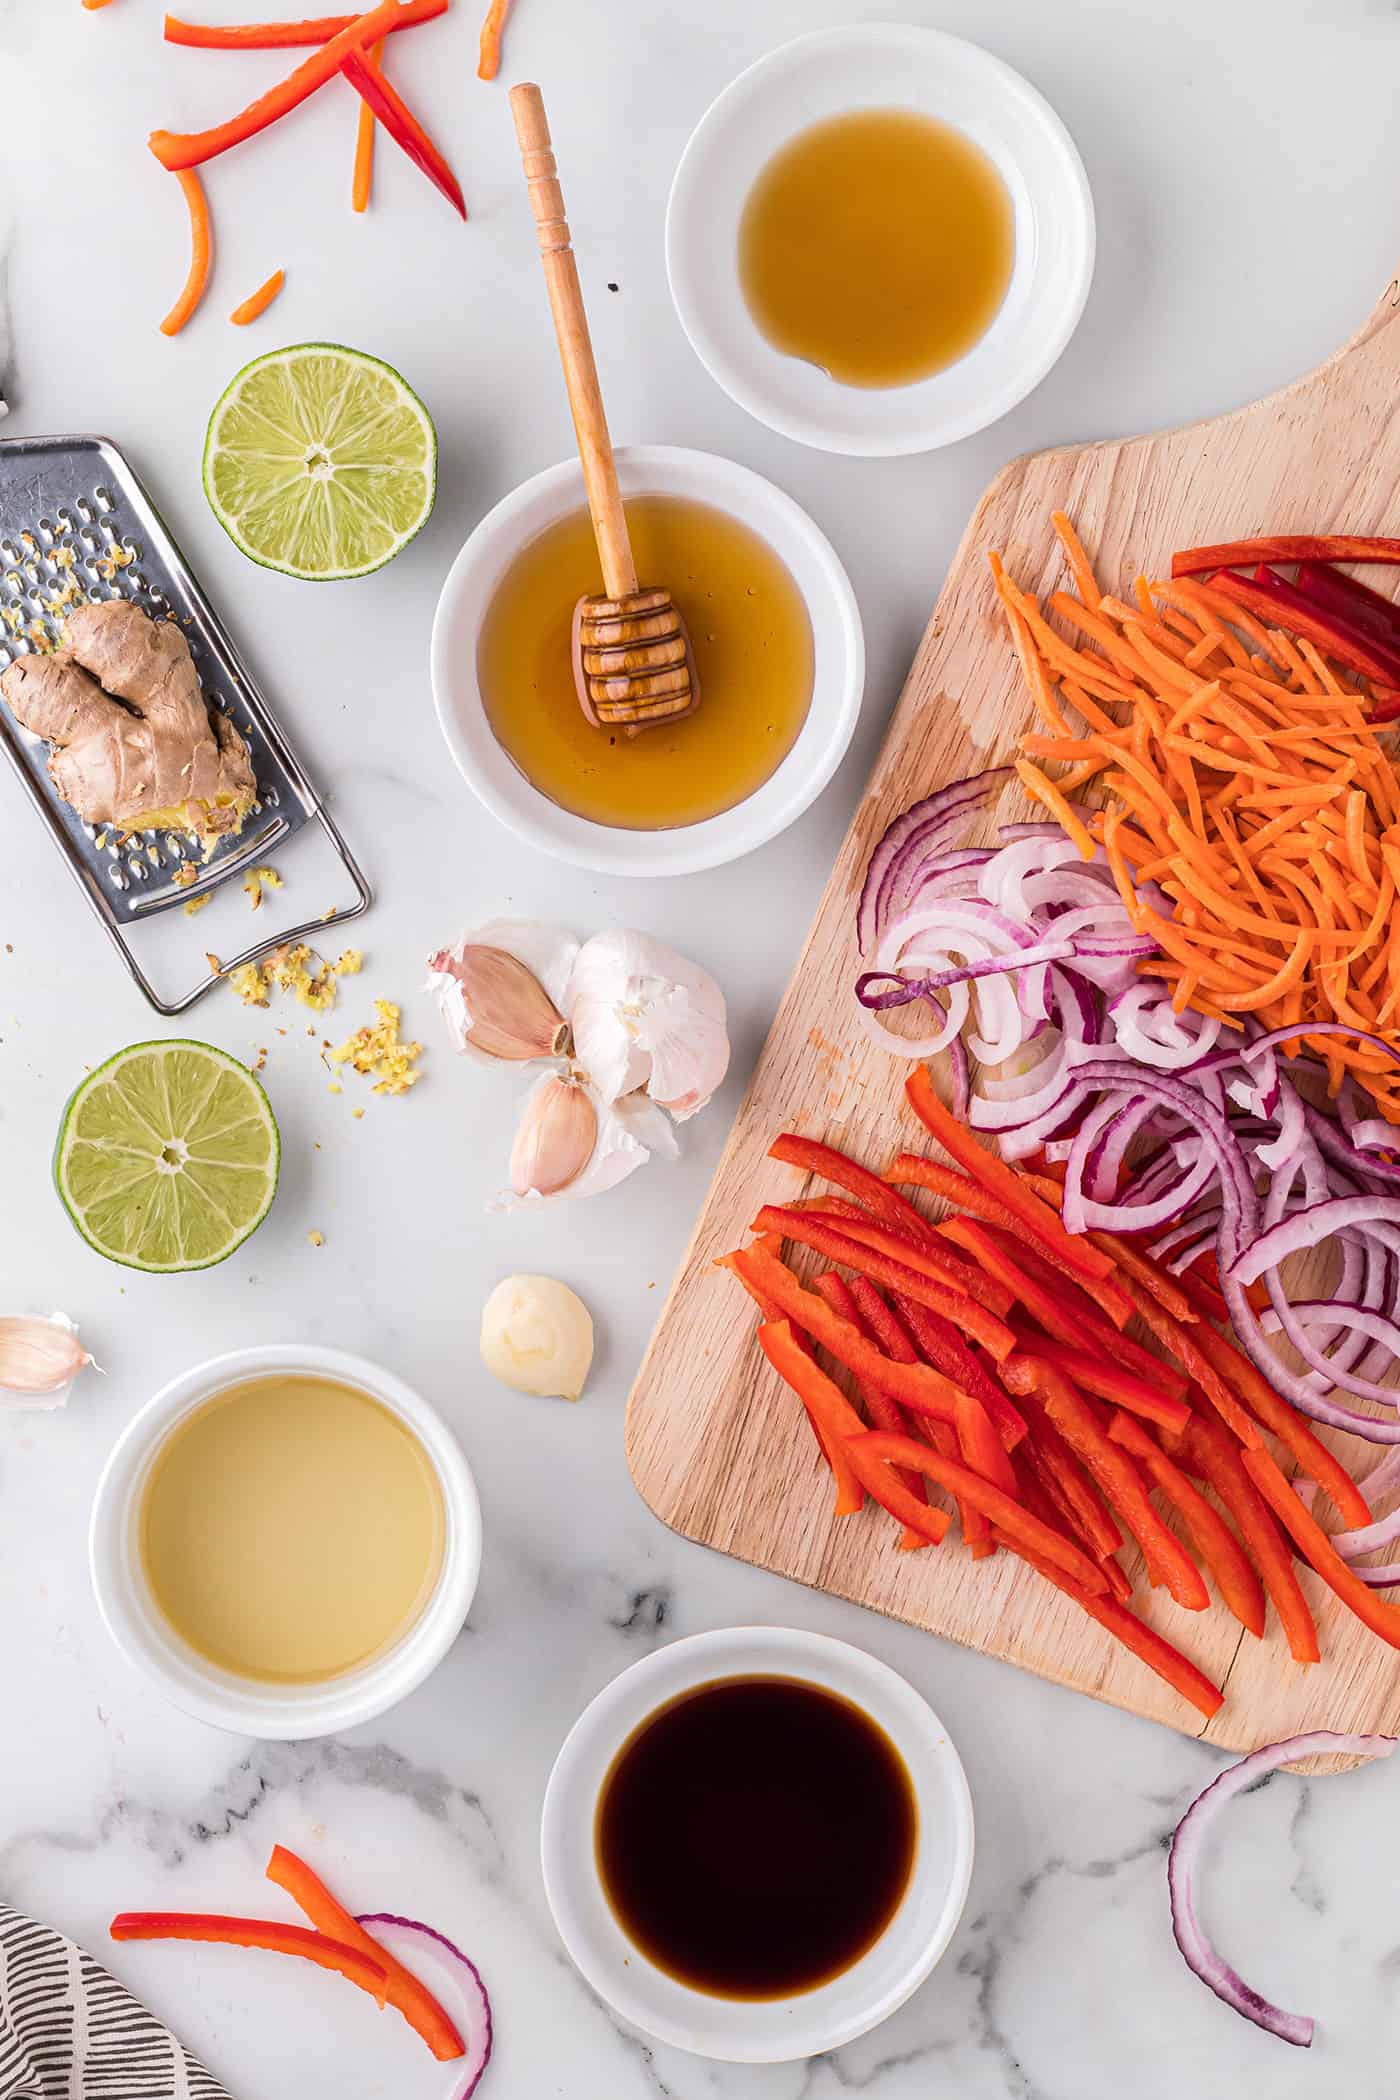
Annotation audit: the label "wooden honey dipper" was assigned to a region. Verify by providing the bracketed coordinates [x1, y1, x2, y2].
[510, 82, 700, 736]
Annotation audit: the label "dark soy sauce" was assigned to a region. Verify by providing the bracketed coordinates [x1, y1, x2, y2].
[595, 1676, 917, 1999]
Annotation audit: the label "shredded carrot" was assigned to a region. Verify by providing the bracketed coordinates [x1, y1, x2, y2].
[229, 268, 285, 326]
[992, 518, 1400, 1116]
[351, 36, 384, 211]
[477, 0, 512, 78]
[159, 168, 212, 337]
[83, 0, 116, 9]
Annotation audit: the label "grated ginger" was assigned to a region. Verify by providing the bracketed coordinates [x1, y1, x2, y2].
[243, 865, 283, 911]
[329, 1000, 422, 1096]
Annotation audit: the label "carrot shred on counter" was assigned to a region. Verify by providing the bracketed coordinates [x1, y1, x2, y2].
[159, 168, 213, 336]
[229, 268, 285, 325]
[352, 38, 385, 210]
[477, 0, 513, 78]
[991, 526, 1400, 1120]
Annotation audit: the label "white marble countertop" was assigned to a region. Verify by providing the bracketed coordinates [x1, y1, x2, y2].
[5, 1, 1400, 2093]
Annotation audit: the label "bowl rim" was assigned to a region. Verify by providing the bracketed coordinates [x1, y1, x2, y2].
[428, 444, 864, 876]
[88, 1343, 481, 1740]
[665, 23, 1096, 457]
[539, 1626, 975, 2061]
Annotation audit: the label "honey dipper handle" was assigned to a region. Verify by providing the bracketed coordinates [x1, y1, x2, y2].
[510, 83, 637, 601]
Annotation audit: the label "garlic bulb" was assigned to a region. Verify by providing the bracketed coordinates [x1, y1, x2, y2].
[426, 921, 579, 1067]
[495, 1073, 677, 1211]
[480, 1275, 594, 1400]
[0, 1313, 91, 1410]
[567, 930, 730, 1119]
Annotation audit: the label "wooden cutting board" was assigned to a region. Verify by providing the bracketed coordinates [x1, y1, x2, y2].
[627, 263, 1400, 1752]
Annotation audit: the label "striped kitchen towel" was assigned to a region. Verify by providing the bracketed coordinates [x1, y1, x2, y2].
[0, 1905, 232, 2100]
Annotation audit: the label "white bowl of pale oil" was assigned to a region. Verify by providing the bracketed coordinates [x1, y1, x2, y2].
[89, 1346, 481, 1738]
[430, 445, 863, 876]
[666, 25, 1095, 456]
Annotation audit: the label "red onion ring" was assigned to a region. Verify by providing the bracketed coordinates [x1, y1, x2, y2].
[356, 1915, 492, 2098]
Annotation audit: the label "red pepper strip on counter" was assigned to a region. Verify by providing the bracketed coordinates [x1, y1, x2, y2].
[339, 47, 465, 216]
[749, 1206, 1015, 1359]
[159, 169, 213, 336]
[770, 1131, 939, 1245]
[892, 1292, 1028, 1451]
[1171, 534, 1400, 579]
[109, 1915, 387, 2002]
[151, 0, 407, 170]
[728, 1243, 967, 1431]
[1244, 1445, 1400, 1655]
[1108, 1414, 1266, 1638]
[265, 1847, 464, 2061]
[814, 1274, 924, 1533]
[902, 1066, 1115, 1283]
[1005, 1357, 1210, 1610]
[1178, 1417, 1319, 1664]
[163, 0, 445, 46]
[1012, 1340, 1191, 1435]
[720, 1253, 862, 1515]
[760, 1201, 1014, 1317]
[848, 1431, 1107, 1590]
[757, 1323, 950, 1546]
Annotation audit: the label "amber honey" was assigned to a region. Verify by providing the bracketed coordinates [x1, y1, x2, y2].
[477, 494, 813, 830]
[738, 107, 1014, 389]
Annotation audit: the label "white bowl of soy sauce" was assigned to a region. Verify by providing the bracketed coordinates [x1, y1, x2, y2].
[540, 1627, 974, 2061]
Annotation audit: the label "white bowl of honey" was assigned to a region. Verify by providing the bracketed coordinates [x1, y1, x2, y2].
[666, 26, 1095, 456]
[89, 1345, 481, 1738]
[430, 445, 863, 875]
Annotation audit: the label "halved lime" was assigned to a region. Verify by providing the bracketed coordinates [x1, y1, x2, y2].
[55, 1041, 280, 1273]
[203, 343, 437, 581]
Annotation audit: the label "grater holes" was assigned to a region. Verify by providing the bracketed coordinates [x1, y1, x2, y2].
[94, 487, 115, 513]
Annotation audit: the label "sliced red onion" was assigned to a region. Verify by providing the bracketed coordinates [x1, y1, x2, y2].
[356, 1914, 492, 2098]
[856, 936, 1077, 1009]
[1169, 1732, 1397, 2048]
[1230, 1195, 1400, 1286]
[857, 768, 1012, 955]
[948, 1036, 970, 1121]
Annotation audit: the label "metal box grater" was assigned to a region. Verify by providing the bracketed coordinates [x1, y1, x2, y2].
[0, 433, 370, 1013]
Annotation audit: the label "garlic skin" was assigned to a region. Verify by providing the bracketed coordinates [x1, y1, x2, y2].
[493, 1074, 677, 1212]
[480, 1274, 594, 1401]
[426, 921, 579, 1068]
[0, 1313, 92, 1410]
[567, 931, 730, 1120]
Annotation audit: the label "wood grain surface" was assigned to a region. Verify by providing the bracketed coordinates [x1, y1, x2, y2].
[626, 261, 1400, 1752]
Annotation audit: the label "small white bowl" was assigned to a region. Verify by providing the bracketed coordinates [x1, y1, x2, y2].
[540, 1627, 973, 2062]
[429, 445, 863, 876]
[666, 26, 1095, 456]
[89, 1344, 481, 1740]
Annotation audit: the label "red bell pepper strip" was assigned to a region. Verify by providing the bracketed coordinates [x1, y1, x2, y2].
[1172, 534, 1400, 579]
[1002, 1537, 1223, 1720]
[988, 1227, 1135, 1331]
[1011, 1339, 1190, 1435]
[108, 1915, 387, 2003]
[1294, 557, 1400, 648]
[1107, 1413, 1265, 1638]
[339, 46, 465, 217]
[902, 1068, 1115, 1282]
[814, 1273, 921, 1531]
[728, 1243, 965, 1428]
[1177, 1416, 1319, 1664]
[757, 1322, 950, 1546]
[1111, 1277, 1261, 1449]
[749, 1206, 1015, 1359]
[1005, 1357, 1209, 1610]
[848, 1430, 1107, 1590]
[720, 1252, 862, 1515]
[1243, 1444, 1400, 1655]
[892, 1291, 1028, 1451]
[150, 0, 408, 171]
[839, 1276, 979, 1553]
[770, 1132, 938, 1245]
[1011, 1394, 1123, 1561]
[265, 1847, 464, 2060]
[1207, 569, 1400, 689]
[163, 0, 445, 47]
[759, 1201, 1013, 1316]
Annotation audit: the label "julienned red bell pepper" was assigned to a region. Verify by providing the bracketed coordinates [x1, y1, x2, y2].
[769, 1132, 938, 1245]
[1171, 534, 1400, 580]
[814, 1273, 921, 1530]
[265, 1847, 463, 2061]
[891, 1291, 1028, 1451]
[1111, 1276, 1261, 1450]
[1012, 1339, 1190, 1435]
[340, 46, 466, 218]
[1182, 1318, 1371, 1530]
[989, 1226, 1135, 1330]
[1013, 1395, 1123, 1562]
[749, 1205, 1015, 1359]
[757, 1321, 950, 1546]
[108, 1914, 388, 2002]
[721, 1252, 862, 1515]
[1107, 1413, 1265, 1639]
[163, 0, 445, 47]
[1004, 1356, 1209, 1610]
[150, 0, 407, 169]
[1207, 569, 1400, 689]
[902, 1067, 1115, 1283]
[758, 1201, 1013, 1317]
[1295, 558, 1400, 649]
[1243, 1444, 1400, 1656]
[1177, 1416, 1319, 1665]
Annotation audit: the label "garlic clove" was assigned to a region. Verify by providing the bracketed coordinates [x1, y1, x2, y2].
[510, 1072, 598, 1197]
[426, 919, 579, 1067]
[480, 1274, 594, 1401]
[629, 986, 731, 1120]
[566, 929, 729, 1114]
[0, 1313, 92, 1406]
[491, 1077, 669, 1211]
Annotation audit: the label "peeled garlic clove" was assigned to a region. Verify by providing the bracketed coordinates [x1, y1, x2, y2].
[0, 1313, 91, 1404]
[480, 1274, 594, 1400]
[510, 1072, 598, 1197]
[426, 920, 579, 1066]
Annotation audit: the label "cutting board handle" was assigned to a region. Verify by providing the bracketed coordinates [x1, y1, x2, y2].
[1339, 257, 1400, 362]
